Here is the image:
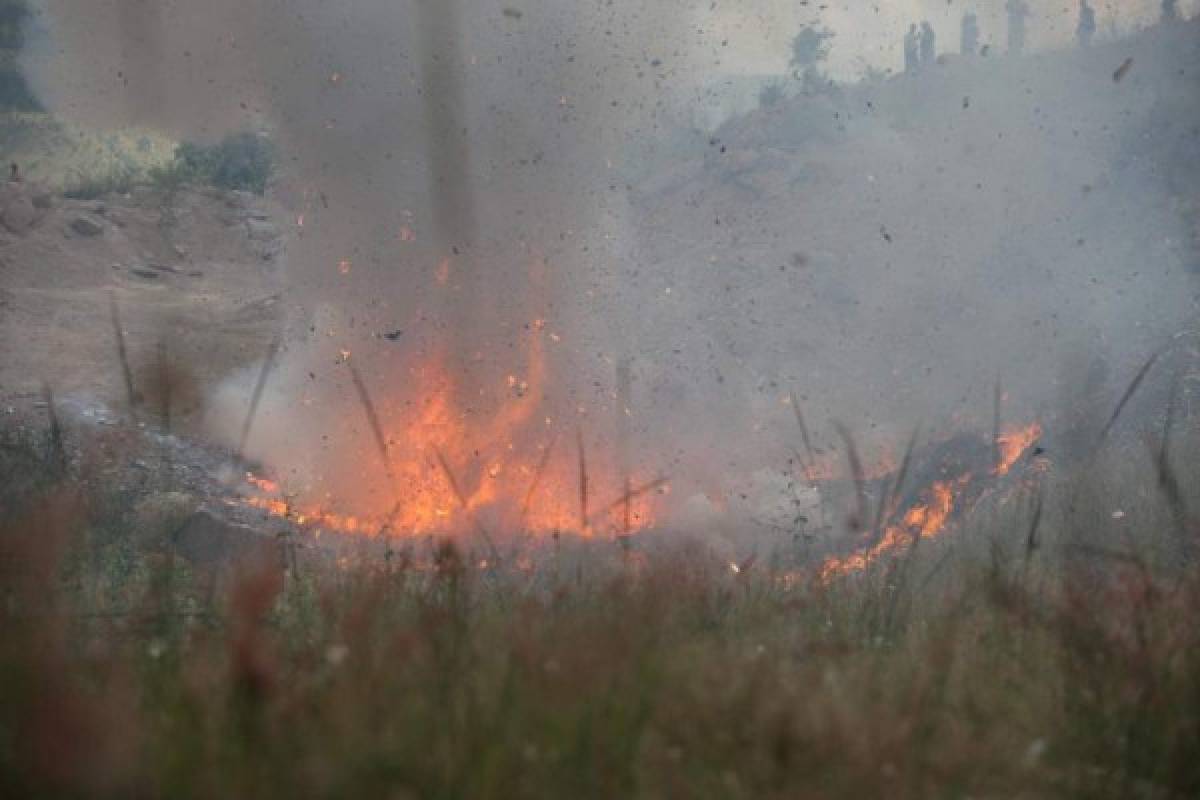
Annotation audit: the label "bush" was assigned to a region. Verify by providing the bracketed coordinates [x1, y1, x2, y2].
[170, 132, 275, 195]
[62, 163, 140, 200]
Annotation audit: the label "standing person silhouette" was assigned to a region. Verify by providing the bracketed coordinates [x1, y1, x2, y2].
[903, 24, 919, 73]
[1077, 0, 1096, 47]
[1006, 0, 1030, 55]
[919, 21, 937, 65]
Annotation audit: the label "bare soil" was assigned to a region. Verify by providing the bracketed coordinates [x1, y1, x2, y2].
[0, 182, 284, 431]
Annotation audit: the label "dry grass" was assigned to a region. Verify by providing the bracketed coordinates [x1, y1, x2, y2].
[3, 422, 1200, 799]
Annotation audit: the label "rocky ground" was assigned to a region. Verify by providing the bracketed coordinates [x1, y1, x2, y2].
[0, 179, 291, 567]
[0, 181, 285, 426]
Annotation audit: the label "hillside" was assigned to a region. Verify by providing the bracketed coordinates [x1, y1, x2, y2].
[626, 19, 1200, 463]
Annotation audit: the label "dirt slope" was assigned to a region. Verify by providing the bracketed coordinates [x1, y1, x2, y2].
[0, 181, 284, 431]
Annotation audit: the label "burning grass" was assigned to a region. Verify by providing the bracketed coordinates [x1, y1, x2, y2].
[233, 330, 664, 542]
[0, 351, 1196, 797]
[4, 420, 1200, 798]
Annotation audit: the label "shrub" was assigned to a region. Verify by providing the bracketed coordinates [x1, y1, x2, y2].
[170, 132, 275, 195]
[62, 163, 140, 200]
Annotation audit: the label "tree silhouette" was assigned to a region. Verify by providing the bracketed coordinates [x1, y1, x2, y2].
[789, 25, 835, 91]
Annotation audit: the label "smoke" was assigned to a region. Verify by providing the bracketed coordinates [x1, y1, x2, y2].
[23, 1, 1200, 530]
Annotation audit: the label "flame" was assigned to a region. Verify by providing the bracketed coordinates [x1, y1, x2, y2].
[240, 324, 661, 540]
[820, 421, 1043, 581]
[820, 477, 964, 581]
[995, 422, 1043, 476]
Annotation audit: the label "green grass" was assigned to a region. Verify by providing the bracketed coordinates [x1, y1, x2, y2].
[2, 432, 1200, 798]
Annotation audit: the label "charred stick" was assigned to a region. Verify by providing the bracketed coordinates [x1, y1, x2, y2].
[870, 476, 894, 547]
[790, 391, 817, 474]
[991, 379, 1003, 469]
[157, 338, 172, 433]
[108, 291, 138, 422]
[596, 476, 670, 522]
[888, 424, 922, 515]
[346, 357, 393, 479]
[1024, 485, 1044, 566]
[520, 434, 557, 525]
[834, 422, 868, 533]
[41, 382, 66, 476]
[1098, 348, 1162, 445]
[577, 427, 589, 533]
[433, 446, 500, 563]
[237, 336, 281, 460]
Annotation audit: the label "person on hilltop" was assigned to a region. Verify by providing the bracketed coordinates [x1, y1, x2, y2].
[919, 21, 937, 65]
[903, 24, 919, 73]
[1077, 0, 1096, 47]
[1006, 0, 1030, 54]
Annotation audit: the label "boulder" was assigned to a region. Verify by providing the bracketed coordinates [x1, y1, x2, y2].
[69, 216, 105, 237]
[245, 218, 277, 242]
[0, 188, 36, 235]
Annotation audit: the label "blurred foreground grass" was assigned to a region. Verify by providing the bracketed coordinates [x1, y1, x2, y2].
[2, 430, 1200, 799]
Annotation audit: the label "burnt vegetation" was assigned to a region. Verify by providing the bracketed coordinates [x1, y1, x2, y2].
[4, 362, 1200, 798]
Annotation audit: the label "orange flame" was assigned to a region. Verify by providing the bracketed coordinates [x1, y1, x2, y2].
[240, 325, 661, 540]
[820, 477, 964, 581]
[820, 421, 1043, 581]
[995, 422, 1043, 476]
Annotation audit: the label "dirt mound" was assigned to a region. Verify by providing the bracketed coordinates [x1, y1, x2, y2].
[0, 181, 285, 433]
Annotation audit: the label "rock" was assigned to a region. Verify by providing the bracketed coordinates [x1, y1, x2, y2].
[229, 293, 282, 323]
[1, 199, 35, 235]
[245, 218, 277, 242]
[69, 216, 105, 237]
[0, 187, 37, 235]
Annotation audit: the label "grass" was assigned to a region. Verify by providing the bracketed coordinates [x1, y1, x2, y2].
[2, 419, 1200, 799]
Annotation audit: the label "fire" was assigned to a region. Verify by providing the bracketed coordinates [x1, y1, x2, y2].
[819, 421, 1043, 581]
[995, 422, 1043, 476]
[240, 324, 661, 540]
[820, 477, 964, 581]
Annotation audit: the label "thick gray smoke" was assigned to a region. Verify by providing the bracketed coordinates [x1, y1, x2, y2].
[23, 1, 1200, 531]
